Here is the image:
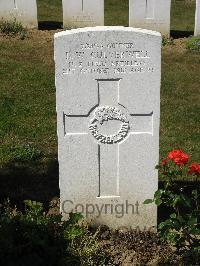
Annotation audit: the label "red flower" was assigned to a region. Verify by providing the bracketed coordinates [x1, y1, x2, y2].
[167, 149, 189, 166]
[161, 159, 168, 166]
[188, 162, 200, 176]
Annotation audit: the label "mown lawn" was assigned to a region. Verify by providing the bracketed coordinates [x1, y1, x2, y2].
[37, 0, 63, 23]
[171, 0, 196, 33]
[0, 1, 199, 172]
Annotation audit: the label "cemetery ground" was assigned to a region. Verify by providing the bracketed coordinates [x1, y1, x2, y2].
[0, 0, 200, 265]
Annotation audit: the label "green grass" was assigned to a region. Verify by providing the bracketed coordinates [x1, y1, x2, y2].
[0, 35, 56, 165]
[105, 0, 129, 26]
[37, 0, 63, 23]
[0, 1, 199, 167]
[161, 45, 200, 160]
[171, 0, 196, 33]
[186, 36, 200, 51]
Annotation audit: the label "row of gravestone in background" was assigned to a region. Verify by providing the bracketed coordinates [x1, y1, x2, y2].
[0, 0, 200, 36]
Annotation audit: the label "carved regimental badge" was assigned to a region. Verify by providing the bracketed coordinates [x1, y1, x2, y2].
[89, 106, 130, 144]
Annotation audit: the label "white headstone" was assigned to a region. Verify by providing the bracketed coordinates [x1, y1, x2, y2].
[195, 0, 200, 36]
[0, 0, 37, 29]
[129, 0, 171, 36]
[54, 27, 161, 230]
[62, 0, 104, 28]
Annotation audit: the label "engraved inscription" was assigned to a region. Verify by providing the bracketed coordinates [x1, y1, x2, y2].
[89, 106, 130, 144]
[63, 42, 155, 75]
[72, 14, 95, 24]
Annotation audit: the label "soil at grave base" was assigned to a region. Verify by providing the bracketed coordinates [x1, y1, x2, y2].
[98, 228, 182, 265]
[48, 198, 182, 265]
[83, 225, 183, 265]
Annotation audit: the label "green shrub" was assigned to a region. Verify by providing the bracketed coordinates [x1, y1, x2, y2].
[0, 200, 108, 266]
[144, 149, 200, 264]
[162, 36, 174, 46]
[0, 200, 80, 266]
[68, 228, 108, 266]
[0, 19, 27, 39]
[186, 36, 200, 51]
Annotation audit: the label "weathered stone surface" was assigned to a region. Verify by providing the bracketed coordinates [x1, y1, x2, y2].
[0, 0, 37, 29]
[129, 0, 171, 36]
[54, 27, 161, 230]
[195, 0, 200, 36]
[62, 0, 104, 29]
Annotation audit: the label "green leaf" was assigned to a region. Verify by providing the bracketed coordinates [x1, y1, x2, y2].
[172, 195, 181, 207]
[154, 189, 163, 198]
[170, 213, 176, 219]
[188, 217, 197, 226]
[64, 226, 85, 241]
[177, 215, 185, 224]
[155, 198, 162, 206]
[68, 212, 83, 225]
[143, 199, 153, 204]
[158, 222, 167, 230]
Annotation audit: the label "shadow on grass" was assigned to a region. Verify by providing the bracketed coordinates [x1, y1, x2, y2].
[0, 157, 59, 210]
[38, 21, 63, 30]
[170, 30, 194, 39]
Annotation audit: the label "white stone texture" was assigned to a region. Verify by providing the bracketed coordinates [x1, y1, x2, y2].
[0, 0, 37, 29]
[129, 0, 171, 36]
[62, 0, 104, 28]
[54, 27, 161, 230]
[195, 0, 200, 36]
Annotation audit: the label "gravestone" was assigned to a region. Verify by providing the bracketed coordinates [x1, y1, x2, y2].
[195, 0, 200, 36]
[129, 0, 171, 36]
[62, 0, 104, 28]
[54, 27, 161, 230]
[0, 0, 37, 29]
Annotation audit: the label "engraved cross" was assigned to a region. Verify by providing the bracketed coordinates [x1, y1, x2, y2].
[64, 79, 153, 198]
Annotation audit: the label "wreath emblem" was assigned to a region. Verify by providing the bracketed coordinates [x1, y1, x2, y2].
[89, 106, 130, 144]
